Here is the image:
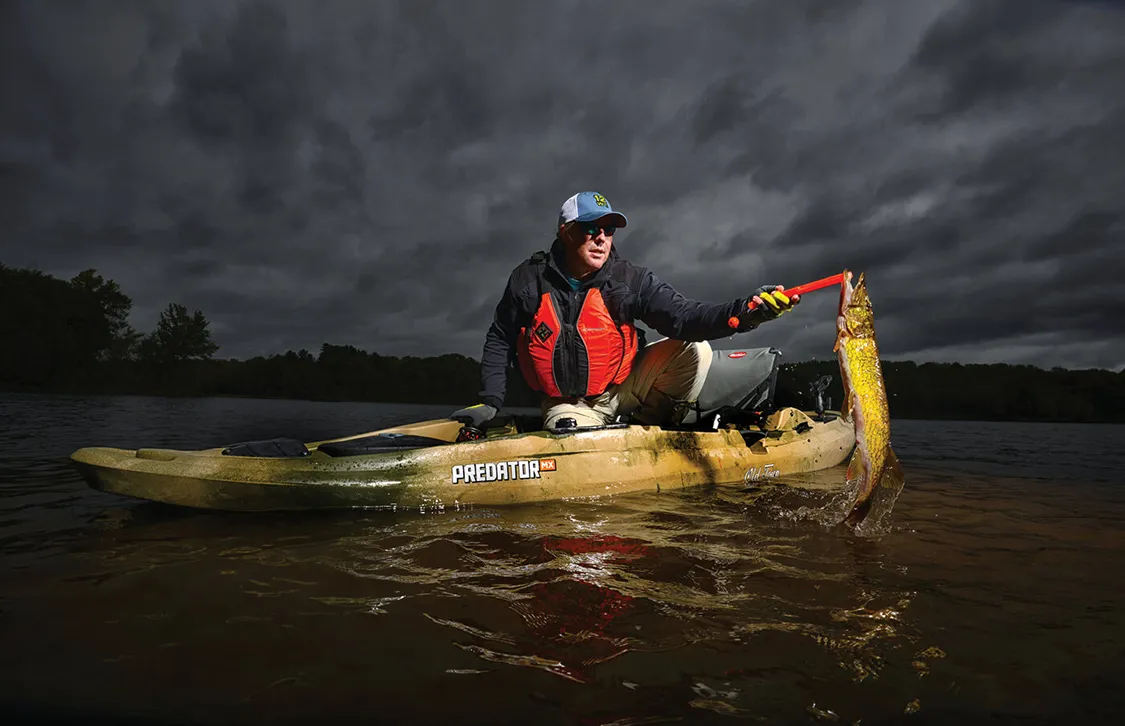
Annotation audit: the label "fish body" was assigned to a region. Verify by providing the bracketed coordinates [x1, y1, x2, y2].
[834, 270, 905, 527]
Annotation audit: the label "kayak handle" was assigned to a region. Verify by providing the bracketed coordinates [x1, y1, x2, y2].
[727, 272, 846, 330]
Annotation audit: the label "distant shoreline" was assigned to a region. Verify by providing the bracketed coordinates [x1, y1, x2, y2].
[4, 362, 1123, 426]
[5, 262, 1122, 424]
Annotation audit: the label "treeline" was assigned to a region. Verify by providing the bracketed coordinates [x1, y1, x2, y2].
[0, 263, 484, 404]
[776, 359, 1125, 424]
[2, 263, 1123, 421]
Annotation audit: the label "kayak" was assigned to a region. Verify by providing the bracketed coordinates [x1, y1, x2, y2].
[70, 347, 857, 512]
[71, 409, 854, 512]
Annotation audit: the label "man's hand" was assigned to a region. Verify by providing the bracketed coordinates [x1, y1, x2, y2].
[746, 285, 800, 326]
[450, 403, 498, 428]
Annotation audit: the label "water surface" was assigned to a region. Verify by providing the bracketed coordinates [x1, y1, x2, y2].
[2, 393, 1123, 725]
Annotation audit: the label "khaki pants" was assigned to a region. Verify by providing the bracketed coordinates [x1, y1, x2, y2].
[541, 339, 714, 429]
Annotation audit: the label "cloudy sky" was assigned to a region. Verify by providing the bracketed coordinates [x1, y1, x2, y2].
[3, 0, 1123, 371]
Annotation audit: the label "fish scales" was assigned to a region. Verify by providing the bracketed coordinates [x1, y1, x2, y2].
[834, 270, 905, 528]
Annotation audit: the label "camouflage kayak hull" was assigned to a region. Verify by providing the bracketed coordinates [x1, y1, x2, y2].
[71, 408, 856, 512]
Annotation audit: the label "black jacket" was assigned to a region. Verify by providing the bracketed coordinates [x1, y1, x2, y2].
[479, 238, 753, 408]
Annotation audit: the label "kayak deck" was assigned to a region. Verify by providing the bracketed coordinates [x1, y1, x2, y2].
[72, 409, 856, 512]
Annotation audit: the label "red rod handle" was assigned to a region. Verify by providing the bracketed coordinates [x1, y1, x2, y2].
[727, 272, 846, 329]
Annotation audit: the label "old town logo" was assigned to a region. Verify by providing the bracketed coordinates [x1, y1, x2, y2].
[452, 459, 557, 484]
[743, 463, 781, 483]
[534, 321, 553, 342]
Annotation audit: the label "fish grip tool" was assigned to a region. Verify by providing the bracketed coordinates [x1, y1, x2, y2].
[728, 273, 846, 330]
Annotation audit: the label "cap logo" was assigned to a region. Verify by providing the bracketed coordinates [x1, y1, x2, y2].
[593, 194, 608, 208]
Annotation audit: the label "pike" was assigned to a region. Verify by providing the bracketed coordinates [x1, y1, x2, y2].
[834, 270, 905, 528]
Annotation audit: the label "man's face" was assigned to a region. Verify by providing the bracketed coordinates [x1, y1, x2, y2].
[561, 221, 615, 278]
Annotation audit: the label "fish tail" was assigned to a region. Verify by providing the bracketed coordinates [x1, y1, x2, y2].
[883, 447, 905, 495]
[845, 446, 905, 528]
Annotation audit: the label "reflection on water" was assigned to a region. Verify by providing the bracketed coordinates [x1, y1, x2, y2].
[1, 393, 1124, 724]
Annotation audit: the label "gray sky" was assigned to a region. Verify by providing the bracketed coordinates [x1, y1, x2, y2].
[3, 0, 1124, 371]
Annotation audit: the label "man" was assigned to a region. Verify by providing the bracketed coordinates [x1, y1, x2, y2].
[453, 191, 799, 431]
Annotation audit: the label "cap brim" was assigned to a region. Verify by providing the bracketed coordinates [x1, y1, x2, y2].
[574, 211, 628, 227]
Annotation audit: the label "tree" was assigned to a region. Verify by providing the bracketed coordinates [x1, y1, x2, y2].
[0, 264, 108, 385]
[138, 303, 220, 364]
[69, 269, 142, 361]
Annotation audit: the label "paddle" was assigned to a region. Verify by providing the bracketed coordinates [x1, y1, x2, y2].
[727, 273, 846, 329]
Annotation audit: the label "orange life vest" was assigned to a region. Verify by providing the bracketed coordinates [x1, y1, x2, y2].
[517, 288, 639, 398]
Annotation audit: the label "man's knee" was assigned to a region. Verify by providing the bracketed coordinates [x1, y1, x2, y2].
[680, 340, 712, 365]
[650, 340, 712, 382]
[542, 401, 611, 429]
[647, 337, 710, 361]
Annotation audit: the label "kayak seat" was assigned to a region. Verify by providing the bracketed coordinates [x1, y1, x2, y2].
[317, 433, 449, 457]
[222, 438, 311, 458]
[680, 346, 781, 430]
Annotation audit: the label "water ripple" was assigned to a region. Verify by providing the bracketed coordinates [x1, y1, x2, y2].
[3, 394, 1124, 724]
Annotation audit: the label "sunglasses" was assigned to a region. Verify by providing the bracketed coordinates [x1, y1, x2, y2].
[575, 222, 617, 237]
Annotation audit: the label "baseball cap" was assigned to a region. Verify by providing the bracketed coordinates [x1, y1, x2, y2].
[558, 191, 629, 229]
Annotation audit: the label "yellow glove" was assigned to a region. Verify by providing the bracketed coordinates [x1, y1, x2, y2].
[750, 285, 799, 322]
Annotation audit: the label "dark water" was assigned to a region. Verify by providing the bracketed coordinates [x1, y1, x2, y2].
[1, 393, 1123, 725]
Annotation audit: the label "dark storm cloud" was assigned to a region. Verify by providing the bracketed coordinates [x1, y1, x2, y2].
[1028, 210, 1121, 260]
[1, 0, 1123, 372]
[907, 0, 1064, 116]
[171, 6, 304, 145]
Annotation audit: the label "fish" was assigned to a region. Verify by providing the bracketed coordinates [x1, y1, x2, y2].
[834, 270, 905, 528]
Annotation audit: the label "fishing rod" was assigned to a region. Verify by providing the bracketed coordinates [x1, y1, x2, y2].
[727, 272, 846, 330]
